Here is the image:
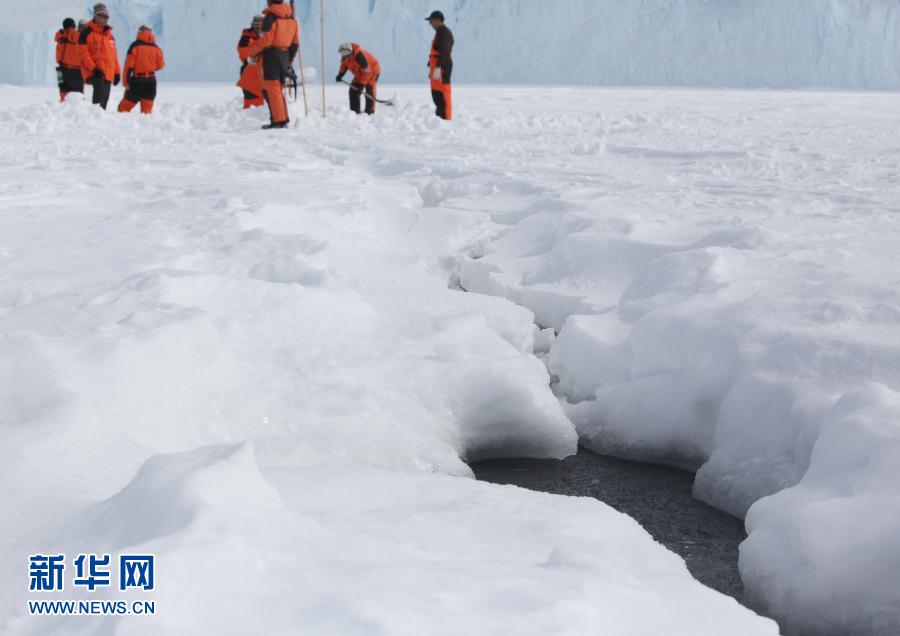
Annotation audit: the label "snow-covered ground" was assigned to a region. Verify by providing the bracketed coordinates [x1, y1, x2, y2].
[0, 82, 897, 635]
[0, 84, 780, 635]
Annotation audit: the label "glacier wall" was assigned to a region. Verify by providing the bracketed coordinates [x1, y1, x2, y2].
[2, 0, 900, 89]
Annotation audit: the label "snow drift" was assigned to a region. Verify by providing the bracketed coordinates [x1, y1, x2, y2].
[4, 443, 779, 636]
[0, 82, 891, 634]
[2, 0, 900, 88]
[0, 85, 780, 635]
[437, 86, 900, 635]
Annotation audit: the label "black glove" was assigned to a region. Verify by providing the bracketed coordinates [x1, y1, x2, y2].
[114, 74, 121, 86]
[335, 74, 344, 83]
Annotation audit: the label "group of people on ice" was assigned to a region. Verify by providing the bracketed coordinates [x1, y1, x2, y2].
[55, 1, 455, 127]
[55, 3, 165, 114]
[235, 3, 455, 127]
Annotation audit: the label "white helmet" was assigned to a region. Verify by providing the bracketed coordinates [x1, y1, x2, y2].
[338, 43, 353, 58]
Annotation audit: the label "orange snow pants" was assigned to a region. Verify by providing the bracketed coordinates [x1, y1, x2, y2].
[117, 75, 157, 114]
[259, 49, 290, 124]
[238, 62, 264, 109]
[118, 98, 154, 114]
[429, 55, 452, 121]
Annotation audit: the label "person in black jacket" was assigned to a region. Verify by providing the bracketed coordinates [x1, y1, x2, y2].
[426, 10, 454, 120]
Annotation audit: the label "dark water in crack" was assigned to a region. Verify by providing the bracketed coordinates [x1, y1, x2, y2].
[471, 448, 747, 601]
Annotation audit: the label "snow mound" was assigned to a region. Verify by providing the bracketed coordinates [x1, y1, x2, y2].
[1, 83, 895, 634]
[283, 85, 899, 635]
[4, 443, 779, 635]
[741, 384, 900, 636]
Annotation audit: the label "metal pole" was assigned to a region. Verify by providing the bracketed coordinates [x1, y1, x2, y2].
[321, 0, 326, 117]
[297, 45, 310, 117]
[291, 0, 309, 117]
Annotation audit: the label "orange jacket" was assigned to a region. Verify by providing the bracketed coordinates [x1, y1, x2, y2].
[55, 28, 82, 68]
[237, 29, 262, 94]
[79, 20, 120, 82]
[238, 60, 263, 96]
[123, 30, 164, 87]
[55, 30, 66, 64]
[339, 44, 380, 85]
[248, 3, 299, 58]
[237, 29, 259, 63]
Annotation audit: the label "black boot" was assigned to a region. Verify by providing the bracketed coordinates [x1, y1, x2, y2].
[262, 121, 289, 130]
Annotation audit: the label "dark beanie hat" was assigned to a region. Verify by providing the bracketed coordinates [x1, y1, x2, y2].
[63, 18, 76, 29]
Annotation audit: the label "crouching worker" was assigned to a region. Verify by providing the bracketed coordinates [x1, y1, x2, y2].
[247, 0, 299, 130]
[118, 26, 165, 114]
[335, 43, 380, 115]
[55, 18, 84, 101]
[237, 15, 265, 109]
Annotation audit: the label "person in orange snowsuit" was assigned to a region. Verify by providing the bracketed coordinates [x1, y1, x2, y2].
[79, 4, 121, 110]
[237, 15, 265, 109]
[335, 43, 380, 115]
[118, 26, 165, 115]
[54, 20, 71, 67]
[247, 0, 299, 130]
[426, 10, 453, 121]
[55, 18, 84, 101]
